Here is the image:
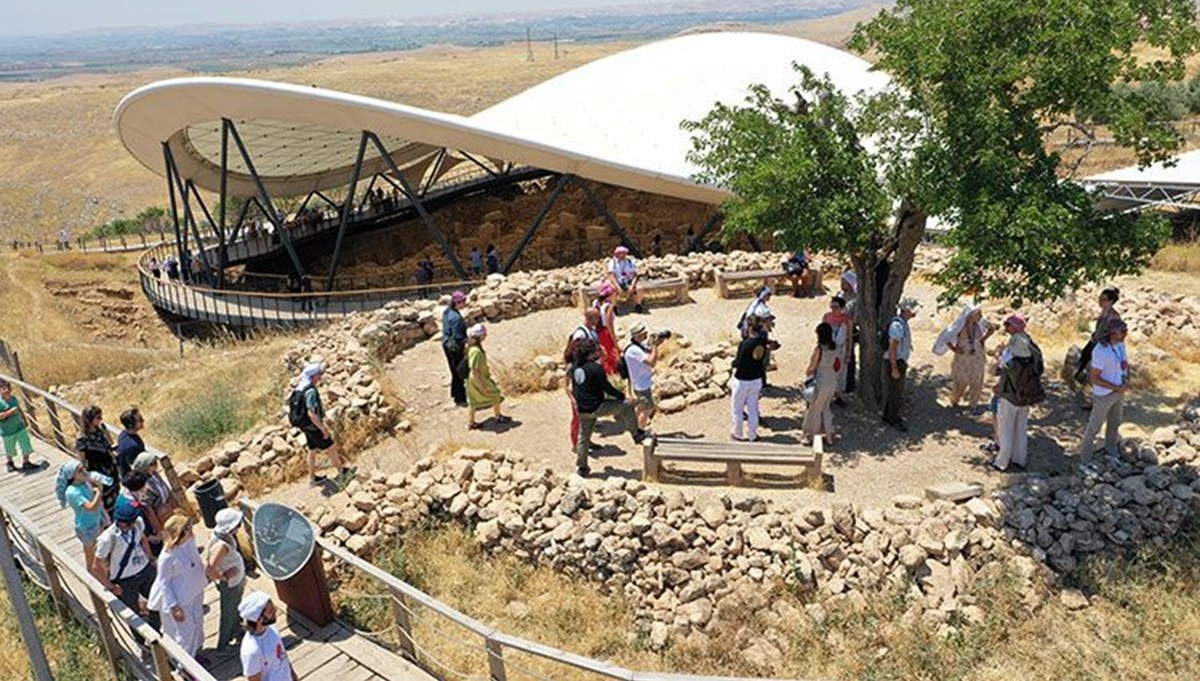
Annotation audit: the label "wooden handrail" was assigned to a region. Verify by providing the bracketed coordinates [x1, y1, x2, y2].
[0, 493, 217, 680]
[240, 499, 799, 681]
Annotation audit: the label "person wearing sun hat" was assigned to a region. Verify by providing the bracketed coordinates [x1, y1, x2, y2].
[1080, 317, 1130, 463]
[207, 508, 247, 654]
[992, 314, 1042, 471]
[882, 296, 920, 431]
[605, 244, 645, 313]
[623, 321, 660, 429]
[592, 282, 621, 374]
[239, 591, 296, 681]
[292, 362, 353, 486]
[442, 290, 470, 408]
[149, 514, 208, 657]
[465, 324, 511, 430]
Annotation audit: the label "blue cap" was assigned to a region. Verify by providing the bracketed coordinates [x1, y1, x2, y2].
[113, 499, 139, 523]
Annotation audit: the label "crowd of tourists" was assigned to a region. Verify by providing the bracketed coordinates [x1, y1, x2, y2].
[437, 244, 1130, 477]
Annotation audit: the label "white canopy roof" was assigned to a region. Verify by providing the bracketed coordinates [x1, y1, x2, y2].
[115, 32, 889, 204]
[1082, 149, 1200, 212]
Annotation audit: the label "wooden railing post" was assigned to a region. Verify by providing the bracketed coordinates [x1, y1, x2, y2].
[43, 397, 66, 450]
[35, 538, 71, 622]
[390, 589, 417, 660]
[0, 507, 54, 681]
[486, 636, 507, 681]
[151, 639, 175, 680]
[89, 590, 126, 681]
[157, 455, 199, 522]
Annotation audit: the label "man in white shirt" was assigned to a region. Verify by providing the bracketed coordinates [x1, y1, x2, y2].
[624, 322, 660, 428]
[239, 591, 297, 681]
[571, 308, 601, 344]
[605, 245, 645, 313]
[882, 297, 919, 431]
[93, 499, 159, 630]
[1080, 318, 1130, 462]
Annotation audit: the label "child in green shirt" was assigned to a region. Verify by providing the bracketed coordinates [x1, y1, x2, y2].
[0, 379, 35, 472]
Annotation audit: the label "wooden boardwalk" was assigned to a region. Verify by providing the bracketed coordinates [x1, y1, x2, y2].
[0, 439, 432, 681]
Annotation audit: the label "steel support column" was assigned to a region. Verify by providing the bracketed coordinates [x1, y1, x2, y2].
[502, 173, 572, 273]
[229, 196, 253, 244]
[327, 132, 370, 292]
[459, 151, 499, 179]
[184, 181, 218, 283]
[367, 132, 469, 280]
[575, 178, 643, 258]
[690, 211, 723, 253]
[421, 148, 448, 198]
[164, 145, 211, 281]
[225, 118, 306, 278]
[217, 119, 230, 288]
[162, 143, 185, 270]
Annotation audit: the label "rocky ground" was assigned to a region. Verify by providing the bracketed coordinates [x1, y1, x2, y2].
[161, 245, 1200, 673]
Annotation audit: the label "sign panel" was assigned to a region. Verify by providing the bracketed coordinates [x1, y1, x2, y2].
[252, 502, 315, 581]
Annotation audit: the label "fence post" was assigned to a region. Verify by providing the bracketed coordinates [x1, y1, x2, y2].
[88, 590, 126, 680]
[150, 638, 175, 680]
[43, 397, 66, 450]
[0, 507, 54, 681]
[390, 588, 417, 660]
[35, 538, 71, 622]
[486, 636, 507, 681]
[158, 455, 198, 522]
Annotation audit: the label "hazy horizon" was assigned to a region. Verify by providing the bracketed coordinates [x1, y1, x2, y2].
[3, 0, 691, 38]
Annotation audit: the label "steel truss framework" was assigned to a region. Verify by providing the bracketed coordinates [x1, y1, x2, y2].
[1084, 181, 1200, 212]
[161, 120, 665, 291]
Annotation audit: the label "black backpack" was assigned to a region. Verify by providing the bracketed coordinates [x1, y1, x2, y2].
[880, 316, 904, 350]
[287, 388, 312, 428]
[618, 345, 632, 380]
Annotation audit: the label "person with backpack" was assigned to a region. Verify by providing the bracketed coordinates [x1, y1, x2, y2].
[593, 283, 621, 375]
[442, 291, 469, 408]
[289, 363, 352, 486]
[882, 298, 920, 431]
[92, 498, 160, 633]
[1080, 318, 1130, 463]
[992, 314, 1045, 471]
[571, 339, 645, 477]
[622, 322, 660, 430]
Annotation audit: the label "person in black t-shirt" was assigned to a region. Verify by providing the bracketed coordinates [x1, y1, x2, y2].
[570, 339, 645, 477]
[730, 312, 769, 441]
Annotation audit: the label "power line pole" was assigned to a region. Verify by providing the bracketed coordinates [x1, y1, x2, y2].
[553, 33, 559, 60]
[526, 27, 533, 61]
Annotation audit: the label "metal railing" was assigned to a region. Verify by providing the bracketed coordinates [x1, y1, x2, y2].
[238, 499, 796, 681]
[0, 372, 211, 681]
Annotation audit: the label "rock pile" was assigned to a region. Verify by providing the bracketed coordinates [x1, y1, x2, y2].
[301, 397, 1200, 664]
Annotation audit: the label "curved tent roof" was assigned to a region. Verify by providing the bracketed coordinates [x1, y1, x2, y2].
[115, 32, 889, 204]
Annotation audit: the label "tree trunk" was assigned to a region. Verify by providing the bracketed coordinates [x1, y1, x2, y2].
[855, 202, 927, 410]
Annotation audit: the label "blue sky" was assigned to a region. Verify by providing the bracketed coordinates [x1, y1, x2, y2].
[4, 0, 663, 37]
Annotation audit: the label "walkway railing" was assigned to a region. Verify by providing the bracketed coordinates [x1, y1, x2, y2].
[0, 372, 211, 681]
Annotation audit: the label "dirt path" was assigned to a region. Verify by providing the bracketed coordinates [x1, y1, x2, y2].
[260, 284, 1167, 515]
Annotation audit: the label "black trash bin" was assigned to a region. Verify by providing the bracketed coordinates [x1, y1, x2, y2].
[193, 479, 227, 529]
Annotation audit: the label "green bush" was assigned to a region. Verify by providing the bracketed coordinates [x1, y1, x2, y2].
[160, 382, 252, 454]
[84, 206, 169, 241]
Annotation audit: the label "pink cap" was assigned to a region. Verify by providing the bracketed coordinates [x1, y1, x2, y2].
[597, 282, 617, 297]
[613, 245, 630, 256]
[451, 290, 467, 304]
[1004, 314, 1026, 333]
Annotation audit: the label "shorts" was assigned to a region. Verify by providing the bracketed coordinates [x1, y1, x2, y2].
[75, 524, 102, 545]
[302, 427, 335, 451]
[618, 281, 633, 292]
[989, 395, 999, 415]
[633, 388, 656, 412]
[2, 428, 32, 458]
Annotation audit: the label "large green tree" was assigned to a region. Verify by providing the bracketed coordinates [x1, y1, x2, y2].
[685, 0, 1200, 407]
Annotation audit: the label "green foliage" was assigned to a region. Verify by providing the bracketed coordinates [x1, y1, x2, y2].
[160, 380, 252, 454]
[682, 64, 892, 255]
[848, 0, 1197, 305]
[85, 206, 167, 240]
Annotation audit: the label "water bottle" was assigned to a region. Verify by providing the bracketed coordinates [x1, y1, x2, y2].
[89, 471, 113, 487]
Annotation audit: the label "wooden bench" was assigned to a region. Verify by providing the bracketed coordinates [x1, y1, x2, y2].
[715, 266, 825, 299]
[642, 435, 823, 486]
[574, 277, 690, 310]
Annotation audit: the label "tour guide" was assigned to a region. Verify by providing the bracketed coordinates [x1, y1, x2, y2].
[239, 591, 297, 681]
[571, 339, 646, 477]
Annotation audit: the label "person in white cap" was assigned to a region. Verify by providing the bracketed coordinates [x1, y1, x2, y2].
[207, 508, 246, 654]
[605, 245, 645, 313]
[239, 591, 296, 681]
[882, 297, 920, 431]
[290, 362, 352, 486]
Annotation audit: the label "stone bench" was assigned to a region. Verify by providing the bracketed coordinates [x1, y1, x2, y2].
[573, 277, 690, 310]
[642, 435, 823, 486]
[715, 265, 826, 299]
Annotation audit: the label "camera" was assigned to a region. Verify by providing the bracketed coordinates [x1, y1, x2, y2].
[654, 330, 673, 341]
